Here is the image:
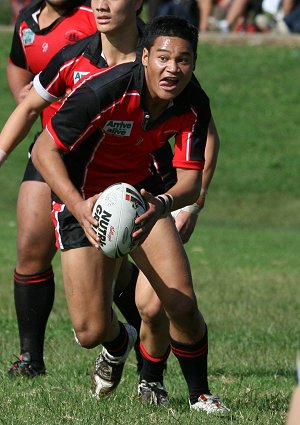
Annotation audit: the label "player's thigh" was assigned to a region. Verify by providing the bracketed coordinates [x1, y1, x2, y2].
[61, 246, 121, 333]
[136, 271, 165, 322]
[114, 255, 131, 294]
[16, 181, 55, 259]
[132, 216, 194, 304]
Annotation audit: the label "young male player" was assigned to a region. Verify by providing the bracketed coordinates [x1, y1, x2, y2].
[1, 0, 219, 384]
[31, 15, 229, 414]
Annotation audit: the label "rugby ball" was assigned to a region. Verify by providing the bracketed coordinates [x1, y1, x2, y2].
[92, 183, 147, 258]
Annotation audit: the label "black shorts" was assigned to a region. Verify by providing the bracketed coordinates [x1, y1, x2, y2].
[22, 133, 45, 183]
[52, 173, 166, 250]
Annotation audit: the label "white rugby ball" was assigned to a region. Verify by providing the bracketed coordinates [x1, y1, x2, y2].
[92, 183, 147, 258]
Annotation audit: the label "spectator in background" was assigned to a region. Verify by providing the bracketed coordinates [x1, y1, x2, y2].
[254, 0, 300, 32]
[147, 0, 300, 31]
[198, 0, 217, 31]
[153, 0, 200, 26]
[276, 0, 300, 33]
[146, 0, 258, 32]
[282, 1, 300, 34]
[209, 0, 262, 32]
[11, 0, 32, 24]
[147, 0, 211, 31]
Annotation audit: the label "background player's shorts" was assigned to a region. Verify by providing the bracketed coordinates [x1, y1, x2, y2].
[51, 202, 91, 250]
[22, 156, 45, 182]
[22, 134, 45, 183]
[51, 174, 166, 250]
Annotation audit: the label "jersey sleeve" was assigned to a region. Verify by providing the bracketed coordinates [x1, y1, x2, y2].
[46, 82, 100, 152]
[33, 34, 94, 103]
[152, 142, 177, 190]
[173, 104, 211, 170]
[33, 47, 70, 103]
[9, 23, 27, 69]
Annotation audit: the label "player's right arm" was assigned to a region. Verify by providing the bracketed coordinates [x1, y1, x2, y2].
[6, 61, 33, 104]
[31, 129, 100, 248]
[7, 16, 34, 104]
[0, 88, 49, 165]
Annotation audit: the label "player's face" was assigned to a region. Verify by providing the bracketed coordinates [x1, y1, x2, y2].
[91, 0, 142, 34]
[142, 36, 195, 102]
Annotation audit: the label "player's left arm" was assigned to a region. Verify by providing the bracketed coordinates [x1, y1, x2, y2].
[134, 168, 201, 244]
[174, 115, 220, 243]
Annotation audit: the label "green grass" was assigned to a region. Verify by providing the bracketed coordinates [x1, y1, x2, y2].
[0, 31, 299, 424]
[0, 0, 12, 25]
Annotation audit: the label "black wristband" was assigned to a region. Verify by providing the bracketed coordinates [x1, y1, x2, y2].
[156, 194, 174, 217]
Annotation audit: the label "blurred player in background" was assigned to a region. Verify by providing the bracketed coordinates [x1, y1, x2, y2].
[4, 0, 97, 377]
[2, 0, 150, 379]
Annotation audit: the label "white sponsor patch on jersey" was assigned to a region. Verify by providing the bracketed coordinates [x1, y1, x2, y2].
[73, 71, 90, 84]
[103, 121, 134, 136]
[22, 28, 35, 46]
[42, 42, 48, 53]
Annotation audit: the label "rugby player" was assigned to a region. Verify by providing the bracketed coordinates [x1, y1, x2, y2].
[31, 15, 229, 414]
[2, 0, 143, 378]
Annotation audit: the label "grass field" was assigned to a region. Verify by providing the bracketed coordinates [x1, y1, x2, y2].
[0, 30, 299, 425]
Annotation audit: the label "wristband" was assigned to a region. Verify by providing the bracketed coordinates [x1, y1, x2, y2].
[181, 203, 202, 215]
[156, 194, 174, 217]
[0, 148, 8, 165]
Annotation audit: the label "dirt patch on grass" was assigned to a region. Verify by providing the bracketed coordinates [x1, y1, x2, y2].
[199, 32, 300, 47]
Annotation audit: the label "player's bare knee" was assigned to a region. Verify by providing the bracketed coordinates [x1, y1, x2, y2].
[16, 251, 52, 274]
[74, 324, 109, 348]
[167, 297, 198, 326]
[16, 237, 55, 273]
[74, 330, 101, 349]
[138, 303, 164, 326]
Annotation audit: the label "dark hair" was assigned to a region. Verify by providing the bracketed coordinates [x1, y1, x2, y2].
[137, 3, 143, 15]
[142, 15, 198, 62]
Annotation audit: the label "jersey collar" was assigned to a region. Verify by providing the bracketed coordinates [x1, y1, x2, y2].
[83, 32, 107, 67]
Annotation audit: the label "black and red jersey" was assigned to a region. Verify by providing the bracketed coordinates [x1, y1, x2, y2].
[33, 23, 144, 126]
[34, 32, 104, 103]
[9, 0, 96, 124]
[34, 20, 145, 99]
[47, 61, 211, 199]
[9, 0, 95, 73]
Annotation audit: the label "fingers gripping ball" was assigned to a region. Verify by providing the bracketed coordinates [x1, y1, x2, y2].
[92, 183, 147, 258]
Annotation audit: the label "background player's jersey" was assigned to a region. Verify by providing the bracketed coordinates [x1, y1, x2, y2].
[34, 33, 104, 105]
[9, 0, 96, 125]
[47, 61, 211, 199]
[33, 23, 144, 126]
